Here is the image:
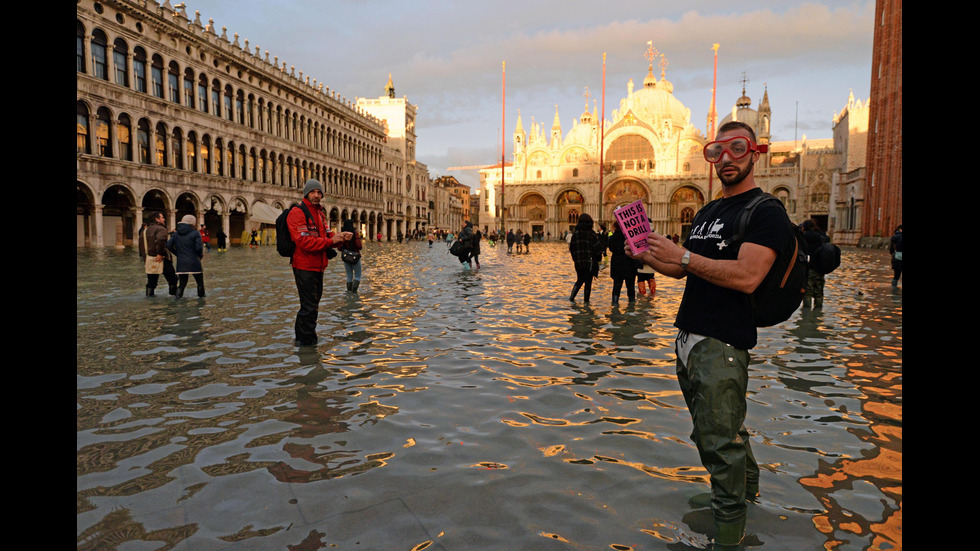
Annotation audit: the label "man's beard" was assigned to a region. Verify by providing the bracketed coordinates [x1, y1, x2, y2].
[716, 160, 753, 187]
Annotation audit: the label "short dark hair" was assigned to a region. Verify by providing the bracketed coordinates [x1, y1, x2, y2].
[717, 120, 757, 143]
[148, 211, 163, 223]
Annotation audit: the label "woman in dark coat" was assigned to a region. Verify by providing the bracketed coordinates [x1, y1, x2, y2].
[568, 213, 601, 303]
[166, 214, 205, 297]
[607, 220, 637, 304]
[338, 218, 364, 292]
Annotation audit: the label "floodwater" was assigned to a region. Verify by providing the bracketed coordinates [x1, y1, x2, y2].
[77, 240, 902, 551]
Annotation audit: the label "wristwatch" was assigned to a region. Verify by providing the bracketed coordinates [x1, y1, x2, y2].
[680, 250, 691, 271]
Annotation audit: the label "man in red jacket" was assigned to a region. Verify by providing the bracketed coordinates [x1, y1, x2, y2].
[289, 179, 352, 346]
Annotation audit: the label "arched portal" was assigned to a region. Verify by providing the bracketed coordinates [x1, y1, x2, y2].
[670, 185, 705, 240]
[101, 185, 138, 247]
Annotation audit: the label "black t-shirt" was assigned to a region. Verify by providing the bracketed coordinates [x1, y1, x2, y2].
[676, 188, 790, 350]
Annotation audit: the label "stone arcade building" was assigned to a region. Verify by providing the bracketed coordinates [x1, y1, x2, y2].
[77, 0, 426, 248]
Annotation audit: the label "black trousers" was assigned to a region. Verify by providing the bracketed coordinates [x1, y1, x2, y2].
[147, 259, 177, 290]
[612, 273, 636, 301]
[293, 268, 324, 345]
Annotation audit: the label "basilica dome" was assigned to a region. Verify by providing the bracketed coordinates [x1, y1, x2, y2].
[616, 68, 693, 131]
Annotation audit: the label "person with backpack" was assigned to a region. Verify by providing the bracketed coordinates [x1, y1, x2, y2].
[626, 121, 792, 548]
[453, 221, 475, 269]
[338, 218, 363, 292]
[801, 219, 829, 309]
[286, 179, 352, 346]
[889, 224, 902, 287]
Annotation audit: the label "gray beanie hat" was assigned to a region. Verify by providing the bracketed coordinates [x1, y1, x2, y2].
[303, 179, 324, 197]
[180, 214, 196, 227]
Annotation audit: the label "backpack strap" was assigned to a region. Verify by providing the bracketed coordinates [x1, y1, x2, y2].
[296, 202, 317, 232]
[723, 192, 781, 248]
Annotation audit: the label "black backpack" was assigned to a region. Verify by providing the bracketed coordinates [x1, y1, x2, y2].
[449, 238, 471, 257]
[724, 193, 808, 327]
[809, 242, 841, 275]
[275, 203, 313, 258]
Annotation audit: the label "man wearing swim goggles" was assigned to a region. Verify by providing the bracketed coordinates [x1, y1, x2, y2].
[627, 121, 788, 548]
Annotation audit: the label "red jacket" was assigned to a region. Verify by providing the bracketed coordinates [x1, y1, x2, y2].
[287, 197, 339, 272]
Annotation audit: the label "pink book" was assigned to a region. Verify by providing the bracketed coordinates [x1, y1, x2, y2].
[614, 200, 651, 255]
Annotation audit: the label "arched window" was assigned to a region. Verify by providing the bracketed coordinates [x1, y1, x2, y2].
[76, 21, 86, 73]
[96, 108, 112, 157]
[183, 68, 195, 108]
[607, 134, 656, 167]
[249, 148, 258, 181]
[133, 47, 147, 93]
[137, 119, 151, 164]
[680, 207, 695, 224]
[91, 30, 109, 80]
[224, 85, 234, 122]
[572, 168, 579, 177]
[113, 39, 128, 86]
[76, 102, 90, 154]
[198, 74, 208, 113]
[214, 138, 224, 175]
[211, 80, 221, 117]
[226, 141, 235, 177]
[236, 90, 245, 125]
[118, 114, 132, 161]
[151, 55, 165, 98]
[155, 122, 167, 166]
[171, 128, 183, 170]
[240, 145, 248, 179]
[186, 131, 197, 171]
[167, 61, 180, 103]
[200, 135, 211, 174]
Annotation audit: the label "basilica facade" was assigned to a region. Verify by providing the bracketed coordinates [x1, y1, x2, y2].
[77, 0, 427, 248]
[479, 50, 805, 240]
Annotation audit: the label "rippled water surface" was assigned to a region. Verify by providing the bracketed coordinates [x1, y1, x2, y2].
[77, 240, 902, 550]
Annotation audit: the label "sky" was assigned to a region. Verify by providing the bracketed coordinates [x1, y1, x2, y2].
[190, 0, 876, 190]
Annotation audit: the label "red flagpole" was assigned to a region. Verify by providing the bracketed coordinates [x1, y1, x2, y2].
[600, 52, 606, 224]
[501, 61, 506, 235]
[708, 44, 719, 200]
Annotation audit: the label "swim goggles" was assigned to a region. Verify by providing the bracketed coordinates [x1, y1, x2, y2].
[702, 136, 768, 163]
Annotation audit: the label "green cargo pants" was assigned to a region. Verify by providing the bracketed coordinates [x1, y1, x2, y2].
[675, 332, 759, 524]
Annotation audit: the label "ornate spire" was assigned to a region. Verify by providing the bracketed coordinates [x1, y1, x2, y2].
[644, 41, 659, 88]
[385, 73, 395, 98]
[736, 72, 752, 108]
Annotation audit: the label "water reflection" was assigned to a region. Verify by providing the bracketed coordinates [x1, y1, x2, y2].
[77, 242, 900, 550]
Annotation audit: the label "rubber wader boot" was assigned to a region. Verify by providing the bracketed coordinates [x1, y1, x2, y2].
[146, 286, 154, 297]
[346, 281, 352, 292]
[176, 284, 185, 298]
[351, 280, 359, 292]
[197, 284, 205, 298]
[169, 283, 177, 295]
[714, 518, 745, 549]
[569, 282, 583, 301]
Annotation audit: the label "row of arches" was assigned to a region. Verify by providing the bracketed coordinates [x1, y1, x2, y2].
[501, 178, 791, 238]
[77, 19, 384, 171]
[76, 180, 389, 248]
[77, 100, 382, 202]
